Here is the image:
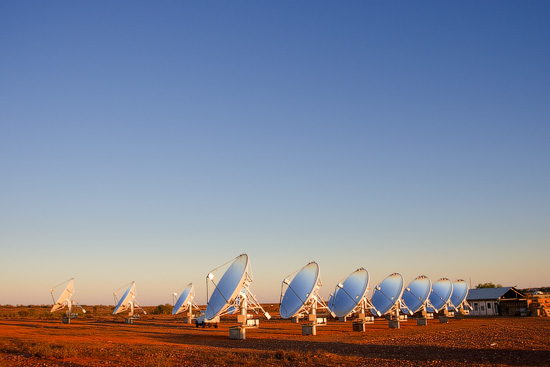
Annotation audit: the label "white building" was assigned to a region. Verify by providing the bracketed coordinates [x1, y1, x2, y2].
[466, 287, 527, 316]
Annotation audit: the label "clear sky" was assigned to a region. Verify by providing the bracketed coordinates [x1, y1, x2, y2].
[1, 1, 549, 306]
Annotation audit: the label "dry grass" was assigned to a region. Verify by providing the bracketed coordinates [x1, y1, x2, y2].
[0, 337, 353, 367]
[1, 339, 79, 359]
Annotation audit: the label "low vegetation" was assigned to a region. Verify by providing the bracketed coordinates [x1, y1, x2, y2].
[476, 282, 503, 288]
[151, 303, 172, 315]
[0, 337, 322, 366]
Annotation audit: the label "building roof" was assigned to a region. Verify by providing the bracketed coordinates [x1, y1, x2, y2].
[467, 287, 525, 301]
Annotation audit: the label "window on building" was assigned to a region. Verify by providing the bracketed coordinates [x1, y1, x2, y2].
[487, 303, 492, 309]
[481, 305, 485, 311]
[474, 303, 478, 311]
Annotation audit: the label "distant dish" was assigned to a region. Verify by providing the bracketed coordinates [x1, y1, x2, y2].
[50, 278, 86, 322]
[113, 281, 146, 318]
[450, 279, 470, 311]
[401, 275, 432, 315]
[204, 254, 270, 327]
[206, 254, 249, 320]
[428, 278, 453, 312]
[328, 268, 370, 318]
[280, 262, 321, 319]
[370, 273, 404, 316]
[279, 261, 334, 336]
[172, 283, 199, 316]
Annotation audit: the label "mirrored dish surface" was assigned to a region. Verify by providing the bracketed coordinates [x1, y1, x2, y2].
[428, 278, 453, 311]
[205, 254, 249, 320]
[172, 283, 194, 315]
[450, 279, 469, 309]
[279, 262, 320, 319]
[401, 275, 431, 315]
[51, 279, 74, 313]
[328, 268, 369, 318]
[371, 273, 404, 316]
[113, 282, 135, 315]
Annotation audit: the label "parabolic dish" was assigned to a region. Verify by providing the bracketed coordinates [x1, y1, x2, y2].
[328, 268, 369, 318]
[51, 279, 74, 313]
[113, 282, 135, 315]
[450, 279, 469, 309]
[371, 273, 404, 316]
[279, 262, 320, 319]
[205, 254, 249, 320]
[172, 283, 194, 315]
[428, 278, 453, 312]
[401, 275, 431, 315]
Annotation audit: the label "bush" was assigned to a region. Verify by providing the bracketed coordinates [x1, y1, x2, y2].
[152, 304, 172, 315]
[476, 282, 503, 289]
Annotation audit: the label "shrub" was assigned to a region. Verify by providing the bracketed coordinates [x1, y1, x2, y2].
[152, 304, 172, 315]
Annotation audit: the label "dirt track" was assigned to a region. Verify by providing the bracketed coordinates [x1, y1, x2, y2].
[1, 316, 549, 366]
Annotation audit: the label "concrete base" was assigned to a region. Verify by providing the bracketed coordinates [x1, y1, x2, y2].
[439, 316, 449, 323]
[352, 321, 366, 332]
[229, 326, 246, 340]
[124, 318, 134, 324]
[389, 320, 400, 329]
[62, 316, 71, 324]
[417, 318, 428, 326]
[302, 324, 316, 335]
[455, 313, 465, 320]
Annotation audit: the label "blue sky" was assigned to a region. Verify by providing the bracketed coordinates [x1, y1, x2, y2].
[1, 1, 549, 306]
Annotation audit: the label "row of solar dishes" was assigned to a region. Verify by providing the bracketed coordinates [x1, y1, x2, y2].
[179, 256, 470, 320]
[51, 255, 469, 321]
[281, 262, 469, 319]
[198, 255, 469, 321]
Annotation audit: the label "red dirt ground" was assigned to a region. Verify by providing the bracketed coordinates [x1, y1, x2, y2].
[1, 314, 549, 366]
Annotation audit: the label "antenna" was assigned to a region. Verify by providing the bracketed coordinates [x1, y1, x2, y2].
[113, 281, 146, 324]
[370, 273, 405, 328]
[172, 283, 200, 324]
[50, 278, 86, 324]
[328, 268, 375, 331]
[400, 275, 434, 326]
[279, 261, 334, 336]
[450, 279, 471, 318]
[428, 278, 454, 323]
[201, 254, 270, 339]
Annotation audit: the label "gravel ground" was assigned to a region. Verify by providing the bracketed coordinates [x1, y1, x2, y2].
[1, 316, 549, 366]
